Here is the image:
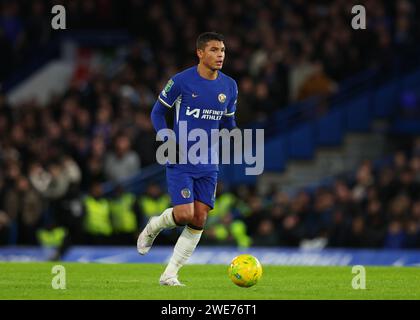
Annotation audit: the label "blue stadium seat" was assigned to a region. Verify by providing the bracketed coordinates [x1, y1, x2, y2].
[344, 96, 371, 132]
[402, 69, 420, 91]
[373, 82, 398, 118]
[287, 123, 315, 159]
[315, 109, 344, 146]
[265, 135, 287, 171]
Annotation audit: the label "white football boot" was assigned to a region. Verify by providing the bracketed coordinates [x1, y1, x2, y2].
[137, 217, 160, 255]
[159, 274, 185, 286]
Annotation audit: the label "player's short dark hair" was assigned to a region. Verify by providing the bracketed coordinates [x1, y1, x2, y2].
[196, 32, 225, 50]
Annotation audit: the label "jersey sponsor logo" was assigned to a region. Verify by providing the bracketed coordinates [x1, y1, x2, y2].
[164, 79, 174, 93]
[186, 106, 200, 118]
[218, 93, 226, 103]
[201, 109, 223, 120]
[181, 188, 191, 199]
[185, 107, 224, 120]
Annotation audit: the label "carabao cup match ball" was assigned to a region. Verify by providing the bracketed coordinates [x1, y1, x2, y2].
[228, 254, 263, 288]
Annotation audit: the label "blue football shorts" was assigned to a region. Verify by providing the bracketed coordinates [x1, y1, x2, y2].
[166, 165, 218, 209]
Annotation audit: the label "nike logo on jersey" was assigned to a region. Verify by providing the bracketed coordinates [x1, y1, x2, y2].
[192, 93, 199, 98]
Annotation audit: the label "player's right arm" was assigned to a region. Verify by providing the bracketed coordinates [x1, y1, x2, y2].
[150, 77, 181, 138]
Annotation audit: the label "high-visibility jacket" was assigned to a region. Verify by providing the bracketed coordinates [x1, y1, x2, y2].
[138, 195, 171, 217]
[211, 193, 236, 217]
[110, 193, 137, 233]
[37, 227, 67, 247]
[207, 192, 236, 227]
[84, 196, 112, 236]
[213, 220, 251, 248]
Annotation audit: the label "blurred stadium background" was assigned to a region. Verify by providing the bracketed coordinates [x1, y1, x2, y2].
[0, 0, 420, 266]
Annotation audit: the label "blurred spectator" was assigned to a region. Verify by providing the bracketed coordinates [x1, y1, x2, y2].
[207, 183, 236, 225]
[328, 210, 351, 248]
[377, 166, 398, 204]
[104, 134, 140, 183]
[205, 211, 251, 248]
[396, 168, 419, 199]
[109, 185, 138, 244]
[352, 161, 374, 202]
[403, 219, 419, 248]
[82, 181, 113, 244]
[82, 136, 107, 188]
[0, 0, 420, 248]
[345, 216, 370, 248]
[132, 111, 159, 167]
[384, 220, 406, 249]
[253, 82, 276, 121]
[296, 62, 337, 101]
[393, 150, 408, 175]
[278, 214, 304, 247]
[0, 210, 10, 244]
[204, 183, 251, 248]
[137, 183, 170, 225]
[244, 195, 269, 237]
[253, 219, 278, 246]
[137, 182, 174, 244]
[334, 180, 360, 217]
[364, 199, 386, 247]
[4, 176, 43, 244]
[37, 158, 81, 201]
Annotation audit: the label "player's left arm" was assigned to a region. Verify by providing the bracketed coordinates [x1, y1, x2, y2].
[220, 80, 238, 130]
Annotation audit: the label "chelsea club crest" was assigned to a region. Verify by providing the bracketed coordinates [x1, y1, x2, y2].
[181, 188, 191, 199]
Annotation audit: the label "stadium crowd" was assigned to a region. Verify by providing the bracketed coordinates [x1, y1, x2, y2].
[237, 140, 420, 249]
[0, 0, 419, 249]
[2, 0, 419, 112]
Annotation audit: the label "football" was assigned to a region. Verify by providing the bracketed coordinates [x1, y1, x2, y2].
[228, 254, 263, 288]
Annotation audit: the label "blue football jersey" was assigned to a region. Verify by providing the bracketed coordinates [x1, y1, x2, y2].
[158, 66, 238, 172]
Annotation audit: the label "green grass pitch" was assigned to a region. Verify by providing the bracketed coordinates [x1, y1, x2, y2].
[0, 262, 419, 300]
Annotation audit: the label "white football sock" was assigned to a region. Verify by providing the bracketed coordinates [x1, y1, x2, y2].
[162, 226, 203, 278]
[149, 207, 176, 233]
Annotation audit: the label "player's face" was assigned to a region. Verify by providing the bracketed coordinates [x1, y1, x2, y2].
[198, 40, 225, 71]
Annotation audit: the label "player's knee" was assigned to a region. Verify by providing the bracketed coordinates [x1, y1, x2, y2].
[173, 207, 194, 225]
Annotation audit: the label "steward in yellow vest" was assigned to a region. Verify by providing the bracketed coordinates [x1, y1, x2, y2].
[83, 182, 112, 243]
[110, 192, 137, 234]
[205, 183, 252, 248]
[37, 227, 67, 247]
[138, 183, 171, 223]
